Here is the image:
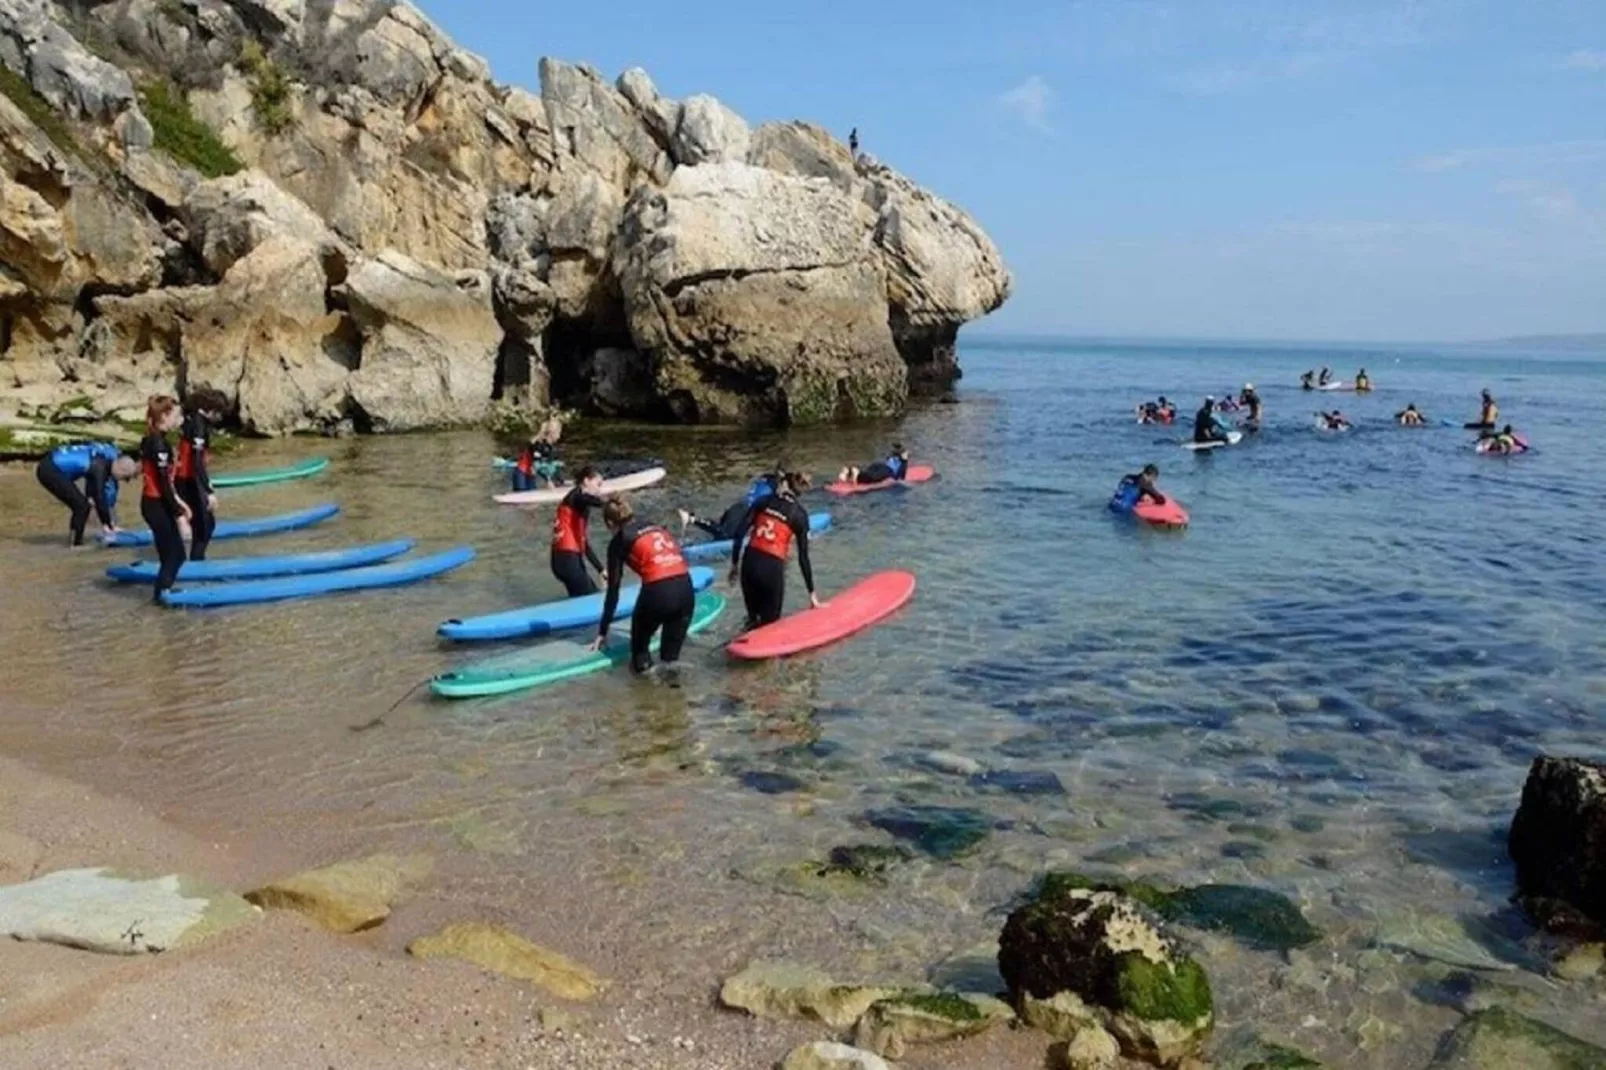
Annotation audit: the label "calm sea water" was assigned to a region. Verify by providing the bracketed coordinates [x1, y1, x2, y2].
[2, 337, 1604, 1066]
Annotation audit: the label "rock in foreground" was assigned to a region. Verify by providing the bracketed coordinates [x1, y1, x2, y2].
[245, 853, 432, 933]
[780, 1041, 891, 1070]
[1427, 1006, 1606, 1069]
[719, 960, 897, 1029]
[407, 921, 605, 1000]
[0, 866, 257, 954]
[1509, 756, 1606, 935]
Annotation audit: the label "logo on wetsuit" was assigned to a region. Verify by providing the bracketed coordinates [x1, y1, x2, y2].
[748, 507, 794, 560]
[627, 527, 689, 583]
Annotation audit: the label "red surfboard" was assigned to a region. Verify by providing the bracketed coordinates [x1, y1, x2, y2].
[825, 465, 936, 496]
[727, 570, 916, 660]
[1133, 498, 1189, 527]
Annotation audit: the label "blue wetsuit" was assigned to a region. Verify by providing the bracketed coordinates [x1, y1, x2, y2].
[36, 442, 122, 544]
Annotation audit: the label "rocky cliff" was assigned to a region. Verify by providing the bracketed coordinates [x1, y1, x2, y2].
[0, 0, 1010, 433]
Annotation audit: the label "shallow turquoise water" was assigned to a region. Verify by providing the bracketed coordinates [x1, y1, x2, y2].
[2, 337, 1604, 1066]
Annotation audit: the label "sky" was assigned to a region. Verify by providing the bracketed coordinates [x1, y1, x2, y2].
[422, 0, 1606, 343]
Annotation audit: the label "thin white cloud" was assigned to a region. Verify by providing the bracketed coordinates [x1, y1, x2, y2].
[1561, 48, 1606, 71]
[996, 76, 1055, 132]
[1408, 140, 1606, 173]
[1495, 180, 1580, 219]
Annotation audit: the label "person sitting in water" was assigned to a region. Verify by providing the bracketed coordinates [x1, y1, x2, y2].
[730, 471, 822, 629]
[1319, 410, 1351, 431]
[1479, 424, 1523, 454]
[1318, 366, 1333, 386]
[678, 464, 791, 541]
[590, 496, 696, 674]
[35, 440, 137, 546]
[550, 466, 606, 597]
[1136, 401, 1160, 424]
[1193, 398, 1231, 444]
[510, 417, 563, 491]
[839, 443, 910, 485]
[1215, 393, 1240, 413]
[1300, 370, 1316, 390]
[1117, 464, 1167, 505]
[1355, 369, 1372, 392]
[1157, 396, 1175, 422]
[1397, 404, 1426, 426]
[1240, 383, 1263, 425]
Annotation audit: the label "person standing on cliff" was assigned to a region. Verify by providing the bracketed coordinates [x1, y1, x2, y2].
[848, 128, 859, 156]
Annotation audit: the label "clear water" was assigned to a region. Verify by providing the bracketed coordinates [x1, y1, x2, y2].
[2, 337, 1604, 1066]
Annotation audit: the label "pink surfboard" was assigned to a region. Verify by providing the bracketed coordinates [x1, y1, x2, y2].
[825, 465, 936, 497]
[727, 570, 916, 660]
[1133, 498, 1190, 527]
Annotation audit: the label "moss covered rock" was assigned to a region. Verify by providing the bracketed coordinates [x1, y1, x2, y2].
[1000, 881, 1213, 1066]
[853, 991, 1013, 1059]
[1427, 1006, 1606, 1069]
[1037, 872, 1320, 953]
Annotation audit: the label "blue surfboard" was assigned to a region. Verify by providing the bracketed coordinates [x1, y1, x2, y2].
[106, 539, 416, 584]
[682, 512, 833, 562]
[104, 503, 340, 547]
[159, 547, 474, 607]
[438, 566, 717, 642]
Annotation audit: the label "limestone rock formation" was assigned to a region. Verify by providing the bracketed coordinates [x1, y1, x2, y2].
[0, 866, 258, 953]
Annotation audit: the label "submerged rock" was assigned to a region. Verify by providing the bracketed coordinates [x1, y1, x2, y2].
[245, 853, 432, 933]
[407, 922, 604, 1000]
[864, 805, 991, 860]
[1211, 1027, 1324, 1069]
[780, 1041, 890, 1070]
[0, 867, 257, 954]
[822, 844, 915, 882]
[719, 961, 898, 1028]
[1508, 756, 1606, 935]
[1372, 911, 1517, 972]
[1426, 1006, 1606, 1069]
[852, 992, 1013, 1059]
[999, 880, 1214, 1066]
[739, 770, 806, 795]
[970, 769, 1066, 796]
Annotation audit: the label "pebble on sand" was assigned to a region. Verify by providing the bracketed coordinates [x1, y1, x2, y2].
[407, 921, 606, 1001]
[0, 867, 258, 955]
[245, 853, 433, 933]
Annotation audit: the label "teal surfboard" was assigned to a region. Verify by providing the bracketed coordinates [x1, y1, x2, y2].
[212, 457, 329, 488]
[432, 592, 727, 698]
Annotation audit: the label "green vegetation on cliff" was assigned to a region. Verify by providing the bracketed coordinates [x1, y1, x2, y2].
[139, 80, 240, 178]
[0, 64, 86, 159]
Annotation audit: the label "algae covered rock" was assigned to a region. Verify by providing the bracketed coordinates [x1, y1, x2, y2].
[0, 867, 257, 954]
[780, 1041, 891, 1070]
[407, 921, 605, 1000]
[864, 805, 992, 860]
[1063, 1022, 1122, 1069]
[1427, 1006, 1606, 1069]
[852, 991, 1013, 1059]
[1038, 872, 1320, 953]
[719, 961, 897, 1029]
[1000, 881, 1213, 1066]
[245, 853, 432, 933]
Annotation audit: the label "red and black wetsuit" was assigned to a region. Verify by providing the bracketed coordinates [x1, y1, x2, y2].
[599, 519, 694, 673]
[174, 410, 215, 560]
[731, 492, 815, 628]
[549, 486, 606, 598]
[140, 432, 187, 600]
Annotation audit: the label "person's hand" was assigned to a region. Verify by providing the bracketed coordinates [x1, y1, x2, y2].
[206, 493, 218, 512]
[178, 517, 192, 541]
[809, 592, 824, 609]
[727, 569, 739, 586]
[586, 635, 605, 653]
[104, 524, 119, 536]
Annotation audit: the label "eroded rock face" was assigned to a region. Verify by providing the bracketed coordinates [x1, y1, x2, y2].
[1510, 756, 1606, 936]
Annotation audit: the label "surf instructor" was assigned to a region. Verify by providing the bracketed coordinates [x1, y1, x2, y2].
[1193, 398, 1230, 445]
[35, 441, 136, 546]
[591, 497, 696, 673]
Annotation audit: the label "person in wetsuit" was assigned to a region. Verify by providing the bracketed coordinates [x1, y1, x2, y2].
[139, 395, 191, 602]
[35, 441, 137, 546]
[1466, 389, 1498, 430]
[175, 387, 226, 561]
[1318, 367, 1333, 386]
[1193, 399, 1230, 444]
[1300, 370, 1316, 390]
[1397, 404, 1426, 426]
[1117, 464, 1167, 505]
[1354, 368, 1372, 392]
[550, 466, 606, 597]
[677, 465, 784, 541]
[1240, 383, 1263, 427]
[511, 417, 563, 491]
[591, 497, 695, 673]
[729, 472, 821, 629]
[839, 443, 910, 485]
[1318, 410, 1351, 431]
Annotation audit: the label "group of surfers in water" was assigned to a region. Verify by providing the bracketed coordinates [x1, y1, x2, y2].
[1138, 385, 1265, 441]
[1299, 366, 1373, 392]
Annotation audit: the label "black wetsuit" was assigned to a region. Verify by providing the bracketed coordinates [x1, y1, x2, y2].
[174, 410, 215, 561]
[550, 486, 606, 597]
[512, 441, 560, 491]
[693, 500, 753, 541]
[36, 443, 120, 545]
[858, 456, 908, 484]
[1193, 406, 1224, 444]
[599, 520, 695, 673]
[731, 493, 815, 627]
[139, 432, 186, 601]
[1120, 474, 1166, 505]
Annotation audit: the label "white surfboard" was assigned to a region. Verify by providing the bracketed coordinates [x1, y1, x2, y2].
[1181, 431, 1243, 451]
[493, 466, 668, 505]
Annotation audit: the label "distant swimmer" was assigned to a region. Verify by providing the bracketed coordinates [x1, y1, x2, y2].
[839, 442, 910, 485]
[550, 466, 606, 598]
[1396, 404, 1426, 426]
[730, 471, 820, 629]
[1193, 398, 1232, 444]
[678, 464, 786, 541]
[35, 441, 136, 546]
[1465, 389, 1498, 430]
[1355, 369, 1372, 392]
[1240, 383, 1263, 426]
[1318, 367, 1334, 386]
[1318, 410, 1351, 431]
[1117, 463, 1168, 505]
[591, 496, 695, 674]
[1477, 424, 1525, 454]
[1300, 370, 1316, 390]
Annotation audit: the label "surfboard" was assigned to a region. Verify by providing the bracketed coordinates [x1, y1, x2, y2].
[431, 592, 727, 697]
[103, 503, 340, 547]
[1318, 381, 1349, 391]
[727, 570, 916, 660]
[682, 512, 833, 562]
[106, 539, 416, 583]
[159, 547, 474, 607]
[825, 465, 936, 496]
[493, 466, 666, 505]
[1133, 499, 1190, 527]
[211, 457, 329, 488]
[1181, 431, 1242, 451]
[437, 566, 717, 641]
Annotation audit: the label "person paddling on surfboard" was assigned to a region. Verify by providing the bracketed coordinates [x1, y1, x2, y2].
[677, 463, 785, 541]
[550, 466, 607, 598]
[35, 441, 136, 547]
[1397, 404, 1426, 426]
[839, 443, 910, 486]
[590, 497, 696, 673]
[729, 472, 821, 629]
[1193, 399, 1231, 444]
[1477, 424, 1524, 454]
[1117, 464, 1168, 506]
[1318, 410, 1351, 431]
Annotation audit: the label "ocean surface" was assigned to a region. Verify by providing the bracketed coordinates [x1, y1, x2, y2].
[2, 336, 1605, 1067]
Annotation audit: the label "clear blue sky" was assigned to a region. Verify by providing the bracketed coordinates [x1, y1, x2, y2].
[424, 0, 1605, 343]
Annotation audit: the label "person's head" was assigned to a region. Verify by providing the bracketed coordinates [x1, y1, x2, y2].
[1158, 395, 1168, 404]
[576, 465, 602, 492]
[185, 385, 228, 421]
[891, 441, 908, 459]
[601, 495, 633, 531]
[780, 470, 812, 495]
[1406, 403, 1417, 411]
[1204, 395, 1215, 404]
[1502, 424, 1513, 435]
[1244, 383, 1254, 392]
[1482, 389, 1492, 400]
[538, 415, 562, 443]
[146, 394, 180, 434]
[111, 455, 138, 481]
[1142, 464, 1159, 478]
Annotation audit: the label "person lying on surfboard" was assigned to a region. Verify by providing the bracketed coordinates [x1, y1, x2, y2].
[1397, 404, 1426, 426]
[838, 443, 910, 485]
[730, 472, 821, 629]
[1117, 464, 1168, 505]
[676, 464, 787, 541]
[1318, 410, 1351, 431]
[1193, 399, 1232, 444]
[1476, 424, 1523, 454]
